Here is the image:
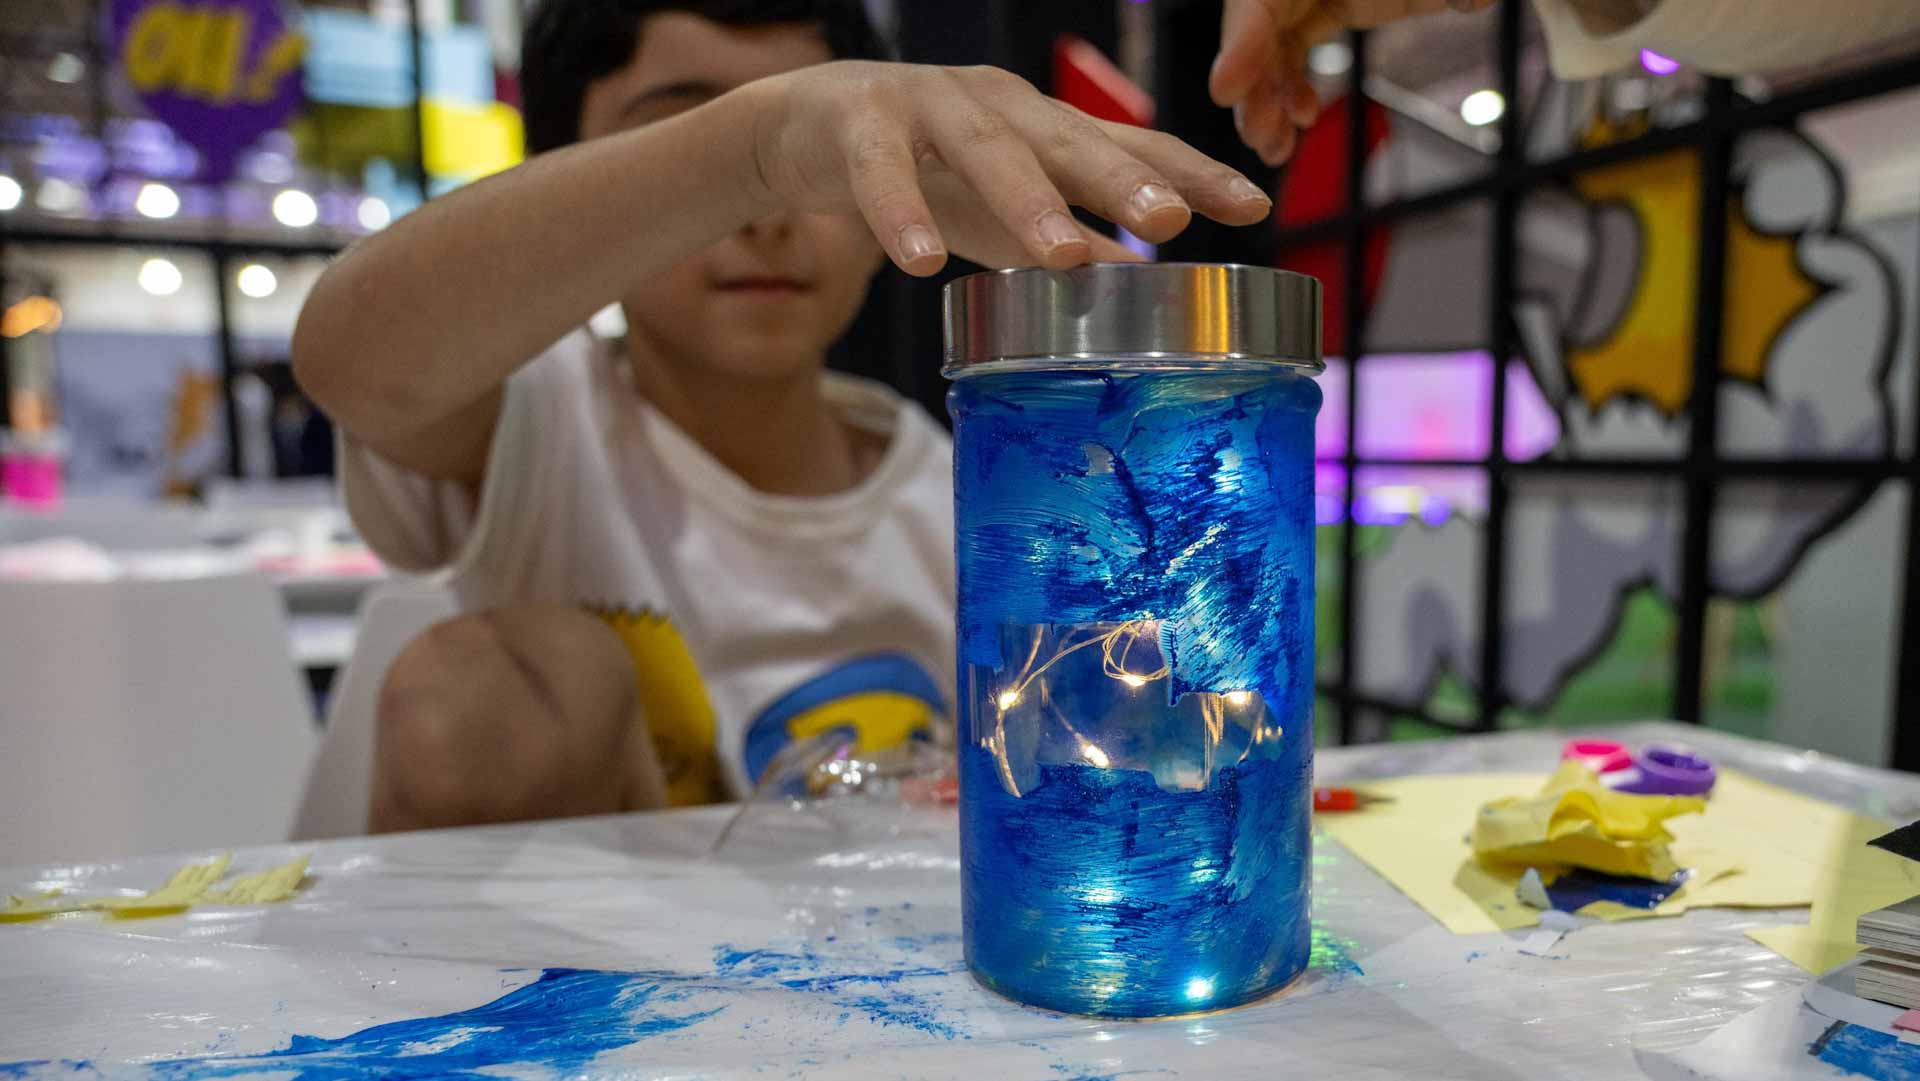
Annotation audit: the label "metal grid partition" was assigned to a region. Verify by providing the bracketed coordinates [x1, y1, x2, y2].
[1248, 10, 1920, 767]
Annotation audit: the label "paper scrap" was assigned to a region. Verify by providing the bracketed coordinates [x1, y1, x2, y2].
[1, 853, 308, 923]
[1897, 1010, 1920, 1034]
[1539, 909, 1580, 933]
[1745, 809, 1920, 973]
[1517, 928, 1566, 957]
[1321, 768, 1885, 936]
[1517, 867, 1551, 909]
[1472, 761, 1705, 881]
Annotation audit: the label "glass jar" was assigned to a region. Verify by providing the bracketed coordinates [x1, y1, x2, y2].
[944, 264, 1323, 1018]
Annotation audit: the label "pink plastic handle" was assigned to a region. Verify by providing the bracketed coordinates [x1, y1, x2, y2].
[1561, 739, 1633, 774]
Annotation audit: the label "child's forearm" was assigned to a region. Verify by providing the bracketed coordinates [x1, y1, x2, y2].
[291, 88, 770, 460]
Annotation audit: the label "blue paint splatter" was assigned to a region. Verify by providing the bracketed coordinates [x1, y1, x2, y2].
[1546, 868, 1689, 911]
[1813, 1022, 1920, 1080]
[3, 942, 971, 1079]
[711, 943, 965, 1039]
[950, 369, 1320, 1020]
[4, 969, 720, 1080]
[1465, 951, 1486, 964]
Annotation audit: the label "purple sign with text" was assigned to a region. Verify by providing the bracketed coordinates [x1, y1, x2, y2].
[108, 0, 305, 182]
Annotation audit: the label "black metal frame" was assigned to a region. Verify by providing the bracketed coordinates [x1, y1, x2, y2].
[1289, 8, 1920, 766]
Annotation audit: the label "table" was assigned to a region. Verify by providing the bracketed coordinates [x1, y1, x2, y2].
[2, 723, 1912, 1080]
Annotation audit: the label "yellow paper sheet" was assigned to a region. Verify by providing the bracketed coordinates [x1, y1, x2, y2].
[1320, 768, 1892, 935]
[1745, 812, 1920, 973]
[1, 853, 308, 923]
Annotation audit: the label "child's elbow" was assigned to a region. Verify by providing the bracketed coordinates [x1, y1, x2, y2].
[290, 272, 421, 438]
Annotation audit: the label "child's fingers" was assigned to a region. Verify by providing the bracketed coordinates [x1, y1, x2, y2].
[925, 87, 1091, 270]
[839, 118, 949, 276]
[1082, 226, 1148, 264]
[1093, 119, 1273, 227]
[986, 97, 1192, 245]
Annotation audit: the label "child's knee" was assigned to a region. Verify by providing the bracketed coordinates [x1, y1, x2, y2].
[372, 606, 636, 829]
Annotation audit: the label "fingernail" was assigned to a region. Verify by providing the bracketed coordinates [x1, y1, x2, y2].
[1036, 210, 1082, 252]
[1128, 183, 1186, 221]
[1229, 177, 1271, 205]
[898, 223, 943, 263]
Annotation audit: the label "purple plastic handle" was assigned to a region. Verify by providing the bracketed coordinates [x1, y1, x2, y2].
[1611, 745, 1717, 796]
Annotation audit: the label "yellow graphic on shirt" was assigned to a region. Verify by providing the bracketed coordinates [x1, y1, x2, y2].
[589, 606, 724, 806]
[741, 653, 947, 784]
[1568, 119, 1822, 417]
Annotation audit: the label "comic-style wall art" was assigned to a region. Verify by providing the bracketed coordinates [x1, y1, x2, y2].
[1249, 20, 1919, 768]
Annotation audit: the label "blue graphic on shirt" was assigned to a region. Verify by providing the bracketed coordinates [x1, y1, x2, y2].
[742, 652, 946, 783]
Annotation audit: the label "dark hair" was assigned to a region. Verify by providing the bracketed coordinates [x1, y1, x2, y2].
[521, 0, 888, 155]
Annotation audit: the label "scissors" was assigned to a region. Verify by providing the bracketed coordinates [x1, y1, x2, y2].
[1561, 738, 1716, 796]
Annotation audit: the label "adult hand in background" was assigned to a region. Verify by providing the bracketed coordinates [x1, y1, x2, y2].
[1212, 0, 1496, 165]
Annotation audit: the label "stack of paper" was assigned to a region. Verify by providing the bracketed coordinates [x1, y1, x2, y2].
[1858, 894, 1920, 1008]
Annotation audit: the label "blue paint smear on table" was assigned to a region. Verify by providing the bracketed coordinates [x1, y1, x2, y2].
[0, 940, 968, 1080]
[1545, 868, 1690, 911]
[1814, 1022, 1920, 1080]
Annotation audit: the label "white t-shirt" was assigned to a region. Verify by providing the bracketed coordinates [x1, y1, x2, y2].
[341, 330, 957, 804]
[1532, 0, 1920, 78]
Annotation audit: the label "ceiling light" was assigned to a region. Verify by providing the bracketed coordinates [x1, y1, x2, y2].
[138, 257, 183, 297]
[1460, 88, 1506, 127]
[356, 195, 391, 231]
[134, 181, 180, 219]
[1307, 41, 1352, 77]
[236, 263, 277, 299]
[0, 175, 21, 212]
[272, 188, 318, 228]
[36, 177, 85, 215]
[47, 52, 86, 84]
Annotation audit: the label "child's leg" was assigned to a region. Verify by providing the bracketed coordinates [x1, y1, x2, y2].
[369, 604, 668, 833]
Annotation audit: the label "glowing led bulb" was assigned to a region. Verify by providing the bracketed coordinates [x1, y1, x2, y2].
[995, 689, 1021, 711]
[1185, 977, 1215, 1002]
[1224, 691, 1252, 707]
[1079, 741, 1111, 768]
[1117, 673, 1147, 689]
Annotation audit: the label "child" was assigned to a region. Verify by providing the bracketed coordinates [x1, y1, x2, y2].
[293, 0, 1273, 832]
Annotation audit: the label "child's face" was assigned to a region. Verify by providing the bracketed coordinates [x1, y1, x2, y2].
[579, 13, 883, 382]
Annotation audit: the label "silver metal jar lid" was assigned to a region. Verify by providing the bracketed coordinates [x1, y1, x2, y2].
[942, 263, 1322, 376]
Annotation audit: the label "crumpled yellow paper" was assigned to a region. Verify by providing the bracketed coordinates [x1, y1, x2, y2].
[1, 853, 309, 923]
[1471, 761, 1706, 881]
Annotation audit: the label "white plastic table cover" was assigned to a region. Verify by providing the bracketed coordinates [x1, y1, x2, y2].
[2, 722, 1914, 1081]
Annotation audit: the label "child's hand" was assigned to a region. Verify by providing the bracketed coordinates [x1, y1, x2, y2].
[1210, 0, 1493, 165]
[746, 61, 1277, 275]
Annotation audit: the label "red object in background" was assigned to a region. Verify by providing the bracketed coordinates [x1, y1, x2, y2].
[1273, 93, 1392, 357]
[1313, 786, 1392, 812]
[1052, 35, 1154, 128]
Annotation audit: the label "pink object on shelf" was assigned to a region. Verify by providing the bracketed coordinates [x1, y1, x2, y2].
[1640, 48, 1681, 75]
[1, 449, 63, 507]
[1895, 1009, 1920, 1033]
[1561, 738, 1633, 774]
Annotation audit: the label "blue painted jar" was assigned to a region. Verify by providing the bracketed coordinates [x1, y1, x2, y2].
[944, 264, 1323, 1018]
